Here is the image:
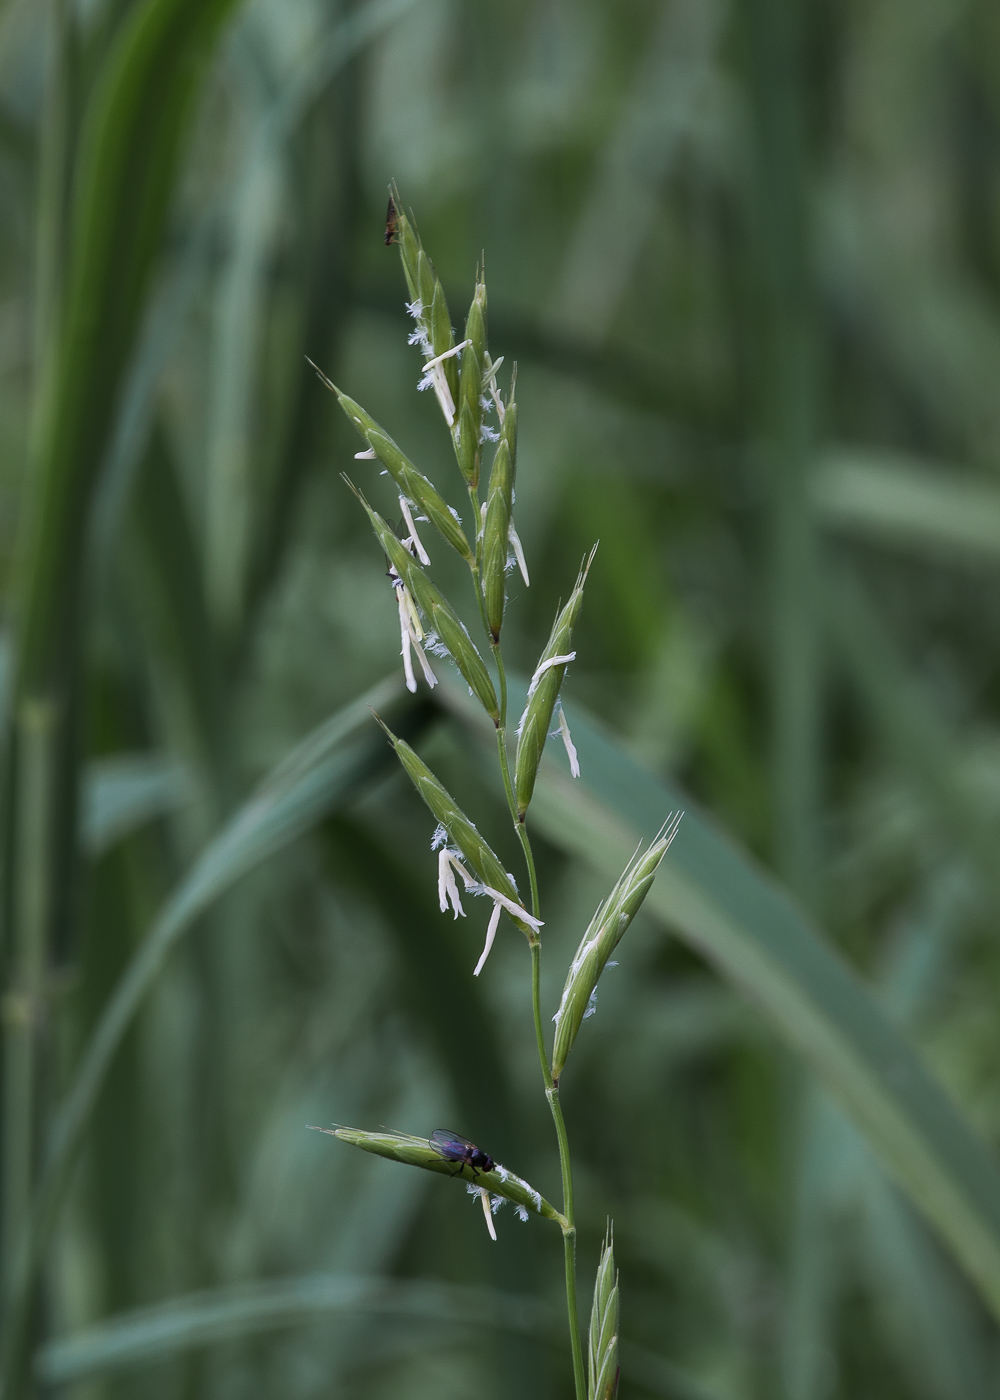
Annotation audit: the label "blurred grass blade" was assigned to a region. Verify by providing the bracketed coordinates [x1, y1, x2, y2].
[90, 224, 212, 569]
[545, 0, 723, 340]
[623, 1346, 737, 1400]
[204, 115, 280, 632]
[437, 675, 1000, 1319]
[815, 449, 1000, 566]
[56, 675, 412, 1161]
[829, 572, 1000, 903]
[131, 427, 227, 785]
[18, 0, 242, 698]
[5, 6, 243, 1383]
[34, 1274, 552, 1384]
[858, 1167, 987, 1400]
[81, 753, 190, 857]
[7, 676, 424, 1363]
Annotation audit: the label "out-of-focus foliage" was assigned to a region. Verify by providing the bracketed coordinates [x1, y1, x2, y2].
[4, 1, 1000, 1398]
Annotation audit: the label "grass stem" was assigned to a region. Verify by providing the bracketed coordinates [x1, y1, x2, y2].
[530, 942, 585, 1400]
[467, 359, 584, 1400]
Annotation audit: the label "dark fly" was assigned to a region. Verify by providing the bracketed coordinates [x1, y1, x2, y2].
[430, 1129, 495, 1180]
[384, 195, 399, 246]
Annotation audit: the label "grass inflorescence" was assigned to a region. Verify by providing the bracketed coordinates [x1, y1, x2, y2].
[311, 192, 679, 1399]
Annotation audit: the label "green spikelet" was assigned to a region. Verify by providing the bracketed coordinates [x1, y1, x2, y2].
[347, 484, 499, 721]
[514, 546, 597, 816]
[588, 1226, 620, 1400]
[312, 1126, 567, 1228]
[482, 438, 513, 640]
[552, 817, 681, 1081]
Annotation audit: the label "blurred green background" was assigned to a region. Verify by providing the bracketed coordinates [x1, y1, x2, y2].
[6, 0, 1000, 1397]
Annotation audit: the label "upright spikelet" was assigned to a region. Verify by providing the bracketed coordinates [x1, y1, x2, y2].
[588, 1226, 620, 1400]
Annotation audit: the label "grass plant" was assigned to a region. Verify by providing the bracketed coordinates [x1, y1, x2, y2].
[310, 201, 680, 1397]
[7, 3, 1000, 1398]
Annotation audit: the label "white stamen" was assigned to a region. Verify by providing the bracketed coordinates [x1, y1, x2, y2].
[399, 496, 430, 565]
[508, 521, 529, 586]
[438, 848, 465, 918]
[422, 338, 472, 372]
[354, 447, 377, 459]
[528, 652, 575, 697]
[557, 706, 580, 778]
[414, 641, 438, 689]
[474, 901, 503, 977]
[437, 847, 448, 912]
[478, 888, 543, 932]
[479, 1187, 497, 1241]
[396, 589, 417, 693]
[402, 586, 424, 642]
[429, 363, 455, 425]
[448, 853, 477, 889]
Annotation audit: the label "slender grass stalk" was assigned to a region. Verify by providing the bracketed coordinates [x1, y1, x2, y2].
[1, 703, 56, 1308]
[531, 944, 586, 1400]
[1, 0, 69, 1334]
[495, 646, 583, 1394]
[321, 197, 672, 1400]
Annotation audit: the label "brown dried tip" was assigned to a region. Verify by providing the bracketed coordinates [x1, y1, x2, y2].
[385, 195, 399, 246]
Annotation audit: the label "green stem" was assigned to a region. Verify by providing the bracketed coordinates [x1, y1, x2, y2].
[491, 644, 515, 818]
[476, 491, 584, 1399]
[531, 942, 586, 1400]
[1, 701, 57, 1394]
[516, 822, 540, 925]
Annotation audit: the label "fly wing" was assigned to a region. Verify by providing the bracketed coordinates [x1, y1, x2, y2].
[430, 1128, 473, 1161]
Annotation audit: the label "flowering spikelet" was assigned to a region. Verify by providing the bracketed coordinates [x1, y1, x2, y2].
[310, 1124, 566, 1229]
[454, 280, 487, 484]
[388, 188, 461, 430]
[347, 483, 499, 721]
[314, 372, 472, 564]
[551, 815, 682, 1081]
[482, 437, 513, 640]
[392, 568, 437, 693]
[375, 718, 539, 938]
[515, 546, 597, 816]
